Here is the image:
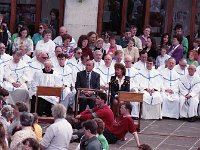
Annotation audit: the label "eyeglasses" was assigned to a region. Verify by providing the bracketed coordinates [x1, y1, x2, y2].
[77, 52, 82, 55]
[0, 47, 5, 49]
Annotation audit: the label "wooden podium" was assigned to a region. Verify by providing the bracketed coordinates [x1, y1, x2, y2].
[35, 86, 62, 123]
[118, 91, 143, 132]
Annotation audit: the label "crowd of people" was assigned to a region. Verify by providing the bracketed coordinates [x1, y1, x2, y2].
[0, 11, 200, 149]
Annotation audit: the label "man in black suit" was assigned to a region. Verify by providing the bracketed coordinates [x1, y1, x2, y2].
[75, 60, 100, 112]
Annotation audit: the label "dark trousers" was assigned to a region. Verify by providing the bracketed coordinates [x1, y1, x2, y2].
[31, 96, 52, 116]
[103, 129, 118, 144]
[79, 98, 96, 113]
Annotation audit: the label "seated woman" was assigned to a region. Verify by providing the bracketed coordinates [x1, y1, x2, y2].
[110, 63, 130, 115]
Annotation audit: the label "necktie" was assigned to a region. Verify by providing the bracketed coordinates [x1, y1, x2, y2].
[86, 72, 90, 88]
[128, 68, 130, 77]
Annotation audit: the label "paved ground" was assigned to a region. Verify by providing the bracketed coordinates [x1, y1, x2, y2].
[69, 118, 200, 150]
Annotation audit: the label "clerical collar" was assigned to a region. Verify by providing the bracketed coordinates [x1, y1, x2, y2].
[42, 68, 54, 74]
[60, 65, 65, 67]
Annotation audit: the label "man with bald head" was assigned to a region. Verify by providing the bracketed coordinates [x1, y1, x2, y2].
[179, 65, 200, 122]
[53, 26, 77, 48]
[75, 60, 100, 112]
[0, 42, 11, 67]
[174, 58, 188, 76]
[95, 54, 115, 91]
[30, 59, 62, 116]
[161, 57, 180, 119]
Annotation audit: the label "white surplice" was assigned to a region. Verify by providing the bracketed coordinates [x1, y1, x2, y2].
[95, 64, 115, 89]
[174, 65, 188, 76]
[126, 67, 140, 117]
[137, 68, 163, 119]
[29, 59, 44, 80]
[133, 60, 146, 71]
[54, 65, 75, 108]
[3, 59, 30, 106]
[30, 70, 62, 104]
[161, 68, 180, 119]
[0, 53, 12, 67]
[179, 74, 200, 118]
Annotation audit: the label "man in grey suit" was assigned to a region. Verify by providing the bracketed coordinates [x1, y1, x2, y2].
[75, 60, 100, 112]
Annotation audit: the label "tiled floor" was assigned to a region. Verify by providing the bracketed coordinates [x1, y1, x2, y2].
[69, 119, 200, 150]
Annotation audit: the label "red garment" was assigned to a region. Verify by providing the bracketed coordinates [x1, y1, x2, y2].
[82, 46, 94, 59]
[109, 115, 136, 139]
[80, 105, 114, 131]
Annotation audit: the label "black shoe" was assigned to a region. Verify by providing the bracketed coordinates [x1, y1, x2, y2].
[188, 116, 197, 122]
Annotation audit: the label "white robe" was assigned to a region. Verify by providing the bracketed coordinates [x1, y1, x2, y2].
[161, 68, 180, 119]
[133, 60, 146, 71]
[54, 65, 75, 108]
[93, 60, 104, 69]
[126, 67, 140, 117]
[35, 40, 56, 58]
[179, 74, 200, 118]
[174, 65, 188, 76]
[50, 56, 59, 68]
[21, 55, 32, 64]
[0, 65, 4, 86]
[71, 63, 85, 86]
[29, 60, 44, 80]
[3, 59, 30, 106]
[137, 68, 163, 119]
[30, 70, 62, 104]
[95, 64, 115, 88]
[0, 53, 12, 67]
[66, 57, 81, 68]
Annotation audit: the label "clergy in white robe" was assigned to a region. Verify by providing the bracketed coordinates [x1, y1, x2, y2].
[66, 47, 82, 67]
[0, 43, 12, 67]
[133, 50, 147, 70]
[124, 55, 140, 117]
[53, 53, 75, 109]
[174, 58, 188, 76]
[17, 45, 32, 64]
[93, 50, 104, 68]
[50, 45, 63, 68]
[3, 51, 30, 107]
[161, 58, 180, 119]
[95, 54, 115, 91]
[30, 59, 62, 116]
[179, 65, 200, 121]
[137, 57, 163, 119]
[29, 52, 48, 80]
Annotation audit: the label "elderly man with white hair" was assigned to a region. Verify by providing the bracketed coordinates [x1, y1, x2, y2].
[3, 51, 30, 106]
[179, 64, 200, 122]
[161, 57, 180, 119]
[30, 59, 62, 116]
[40, 104, 73, 150]
[95, 54, 115, 91]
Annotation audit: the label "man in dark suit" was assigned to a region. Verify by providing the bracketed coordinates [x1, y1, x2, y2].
[75, 60, 100, 112]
